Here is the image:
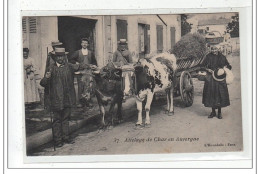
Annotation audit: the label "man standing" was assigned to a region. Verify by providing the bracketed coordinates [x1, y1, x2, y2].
[69, 38, 97, 108]
[40, 48, 90, 147]
[113, 39, 133, 66]
[44, 40, 63, 111]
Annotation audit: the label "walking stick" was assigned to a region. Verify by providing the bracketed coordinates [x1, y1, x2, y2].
[50, 110, 56, 151]
[46, 47, 56, 151]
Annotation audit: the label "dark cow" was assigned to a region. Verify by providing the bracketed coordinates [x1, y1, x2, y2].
[123, 52, 177, 128]
[81, 62, 123, 129]
[79, 69, 95, 107]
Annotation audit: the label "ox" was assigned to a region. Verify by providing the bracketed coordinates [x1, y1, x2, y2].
[80, 63, 124, 129]
[123, 52, 177, 128]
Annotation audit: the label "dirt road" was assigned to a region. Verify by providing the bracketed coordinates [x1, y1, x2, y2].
[31, 52, 243, 156]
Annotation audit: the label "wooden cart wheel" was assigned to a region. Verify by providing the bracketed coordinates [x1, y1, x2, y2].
[179, 71, 194, 107]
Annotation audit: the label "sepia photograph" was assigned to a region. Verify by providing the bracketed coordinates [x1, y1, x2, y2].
[22, 13, 243, 156]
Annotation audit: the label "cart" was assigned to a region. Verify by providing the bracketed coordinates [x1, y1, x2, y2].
[174, 55, 207, 107]
[173, 31, 225, 107]
[153, 54, 207, 107]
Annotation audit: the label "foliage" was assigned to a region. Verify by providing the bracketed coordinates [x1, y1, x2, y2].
[181, 14, 192, 36]
[172, 33, 207, 60]
[226, 14, 239, 38]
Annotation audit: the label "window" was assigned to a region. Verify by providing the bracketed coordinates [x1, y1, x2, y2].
[138, 24, 150, 58]
[116, 19, 128, 41]
[156, 25, 163, 53]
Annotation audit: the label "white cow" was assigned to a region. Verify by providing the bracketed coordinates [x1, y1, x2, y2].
[122, 52, 177, 128]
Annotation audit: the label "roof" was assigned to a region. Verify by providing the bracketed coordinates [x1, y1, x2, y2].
[198, 18, 231, 26]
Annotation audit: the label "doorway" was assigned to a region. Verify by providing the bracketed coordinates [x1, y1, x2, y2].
[58, 16, 97, 58]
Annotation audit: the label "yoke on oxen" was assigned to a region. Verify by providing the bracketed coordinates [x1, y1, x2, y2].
[100, 62, 137, 98]
[88, 61, 129, 129]
[80, 52, 177, 129]
[120, 64, 136, 100]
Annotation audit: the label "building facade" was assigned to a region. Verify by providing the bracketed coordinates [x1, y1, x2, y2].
[193, 18, 231, 36]
[22, 15, 181, 77]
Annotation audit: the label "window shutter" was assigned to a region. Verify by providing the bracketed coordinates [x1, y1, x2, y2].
[157, 25, 163, 53]
[22, 18, 27, 33]
[170, 27, 176, 49]
[29, 17, 37, 33]
[144, 24, 150, 54]
[116, 19, 128, 41]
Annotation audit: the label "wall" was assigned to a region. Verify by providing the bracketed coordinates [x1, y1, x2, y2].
[109, 14, 181, 62]
[160, 15, 182, 50]
[39, 17, 58, 76]
[22, 16, 58, 77]
[229, 37, 240, 51]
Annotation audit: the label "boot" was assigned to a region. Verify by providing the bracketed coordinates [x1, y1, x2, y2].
[217, 113, 222, 119]
[208, 112, 216, 118]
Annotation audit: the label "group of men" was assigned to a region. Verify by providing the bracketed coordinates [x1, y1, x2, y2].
[40, 38, 132, 148]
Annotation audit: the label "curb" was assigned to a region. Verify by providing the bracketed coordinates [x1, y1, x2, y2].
[26, 98, 136, 152]
[26, 114, 99, 151]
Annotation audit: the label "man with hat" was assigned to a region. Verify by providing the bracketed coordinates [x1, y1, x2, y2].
[40, 48, 90, 147]
[44, 40, 63, 111]
[46, 40, 63, 72]
[113, 39, 133, 66]
[201, 45, 232, 119]
[69, 38, 97, 108]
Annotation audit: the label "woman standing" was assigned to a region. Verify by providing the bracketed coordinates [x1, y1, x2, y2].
[201, 45, 232, 119]
[23, 48, 41, 107]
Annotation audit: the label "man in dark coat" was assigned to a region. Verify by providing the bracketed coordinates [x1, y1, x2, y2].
[201, 45, 232, 119]
[113, 39, 133, 66]
[69, 38, 97, 108]
[44, 40, 63, 111]
[40, 48, 89, 147]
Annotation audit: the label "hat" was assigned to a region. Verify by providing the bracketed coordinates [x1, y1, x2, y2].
[81, 38, 89, 42]
[118, 39, 128, 44]
[23, 48, 29, 52]
[51, 40, 63, 46]
[212, 68, 226, 82]
[51, 48, 69, 56]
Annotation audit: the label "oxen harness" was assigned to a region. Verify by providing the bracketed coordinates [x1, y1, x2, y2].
[121, 66, 137, 96]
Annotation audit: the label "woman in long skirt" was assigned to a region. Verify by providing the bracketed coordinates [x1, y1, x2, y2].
[201, 45, 232, 119]
[23, 48, 40, 106]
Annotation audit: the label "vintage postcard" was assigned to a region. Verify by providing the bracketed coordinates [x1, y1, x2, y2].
[22, 12, 244, 158]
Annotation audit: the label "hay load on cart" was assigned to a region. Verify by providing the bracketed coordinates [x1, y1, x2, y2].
[167, 33, 207, 107]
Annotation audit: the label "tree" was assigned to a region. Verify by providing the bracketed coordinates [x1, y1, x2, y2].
[226, 14, 239, 38]
[181, 14, 192, 36]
